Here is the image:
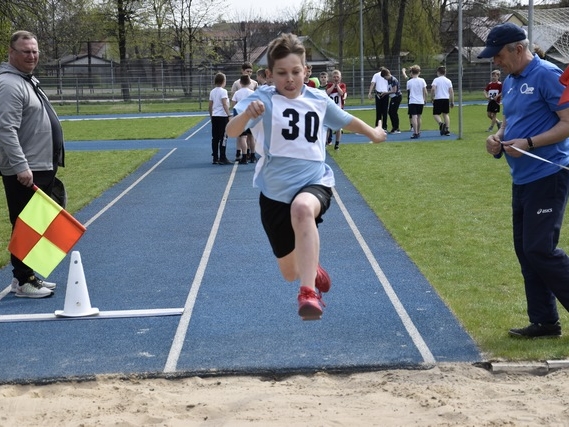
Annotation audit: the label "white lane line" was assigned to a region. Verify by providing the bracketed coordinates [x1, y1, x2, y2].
[332, 187, 436, 364]
[163, 161, 238, 373]
[0, 308, 183, 323]
[184, 120, 210, 140]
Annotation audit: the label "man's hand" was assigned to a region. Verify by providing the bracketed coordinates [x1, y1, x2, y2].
[486, 134, 503, 157]
[501, 138, 528, 158]
[17, 169, 33, 187]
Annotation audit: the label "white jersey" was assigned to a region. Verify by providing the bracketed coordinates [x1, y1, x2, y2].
[231, 79, 258, 97]
[232, 87, 254, 106]
[209, 87, 229, 117]
[370, 72, 389, 92]
[431, 75, 453, 100]
[407, 77, 427, 105]
[234, 85, 353, 203]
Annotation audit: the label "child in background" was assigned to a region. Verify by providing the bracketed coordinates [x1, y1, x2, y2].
[406, 65, 427, 139]
[208, 73, 231, 164]
[319, 71, 328, 90]
[231, 74, 255, 163]
[226, 33, 386, 320]
[325, 69, 347, 150]
[304, 64, 317, 87]
[484, 70, 502, 132]
[256, 68, 268, 86]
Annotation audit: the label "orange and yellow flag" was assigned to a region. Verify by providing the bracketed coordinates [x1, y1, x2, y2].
[8, 185, 86, 278]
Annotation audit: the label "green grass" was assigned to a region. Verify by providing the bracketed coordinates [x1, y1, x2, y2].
[3, 104, 569, 361]
[53, 100, 206, 116]
[61, 116, 204, 140]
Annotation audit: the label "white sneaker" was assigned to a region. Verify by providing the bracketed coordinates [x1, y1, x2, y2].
[10, 277, 56, 293]
[15, 282, 54, 298]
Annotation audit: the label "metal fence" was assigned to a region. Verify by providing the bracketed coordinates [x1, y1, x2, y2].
[34, 57, 543, 110]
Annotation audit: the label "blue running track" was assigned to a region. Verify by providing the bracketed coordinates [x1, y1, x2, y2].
[0, 115, 480, 384]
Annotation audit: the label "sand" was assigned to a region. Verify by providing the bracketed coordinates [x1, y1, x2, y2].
[1, 363, 568, 426]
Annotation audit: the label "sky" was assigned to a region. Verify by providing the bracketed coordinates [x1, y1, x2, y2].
[222, 0, 309, 21]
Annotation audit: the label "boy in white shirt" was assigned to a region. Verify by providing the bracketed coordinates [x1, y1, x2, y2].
[430, 66, 454, 136]
[406, 65, 428, 139]
[208, 73, 231, 164]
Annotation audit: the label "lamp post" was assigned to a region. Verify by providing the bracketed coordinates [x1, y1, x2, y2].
[457, 0, 463, 139]
[359, 0, 364, 104]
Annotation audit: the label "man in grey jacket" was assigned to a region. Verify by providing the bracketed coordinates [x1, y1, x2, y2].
[0, 31, 65, 298]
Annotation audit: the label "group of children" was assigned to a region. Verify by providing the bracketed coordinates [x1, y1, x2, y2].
[389, 65, 501, 138]
[209, 63, 350, 165]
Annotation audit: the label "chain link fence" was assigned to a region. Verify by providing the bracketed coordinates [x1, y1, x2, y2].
[35, 55, 555, 112]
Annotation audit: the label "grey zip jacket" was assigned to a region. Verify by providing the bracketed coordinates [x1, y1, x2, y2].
[0, 62, 57, 176]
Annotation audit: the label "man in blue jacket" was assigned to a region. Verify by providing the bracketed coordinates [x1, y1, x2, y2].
[482, 23, 569, 338]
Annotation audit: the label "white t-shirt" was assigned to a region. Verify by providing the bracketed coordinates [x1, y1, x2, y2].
[232, 87, 254, 110]
[209, 87, 229, 117]
[406, 77, 427, 105]
[431, 75, 453, 100]
[370, 72, 389, 93]
[231, 79, 258, 97]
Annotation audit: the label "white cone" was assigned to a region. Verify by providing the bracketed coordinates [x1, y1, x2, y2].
[55, 251, 99, 317]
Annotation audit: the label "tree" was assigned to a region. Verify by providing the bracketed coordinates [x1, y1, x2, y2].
[302, 0, 441, 70]
[162, 0, 226, 96]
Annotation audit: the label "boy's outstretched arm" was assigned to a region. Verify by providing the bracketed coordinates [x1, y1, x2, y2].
[344, 117, 387, 144]
[226, 100, 265, 137]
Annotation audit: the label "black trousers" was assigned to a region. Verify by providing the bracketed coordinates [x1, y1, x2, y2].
[388, 95, 402, 131]
[2, 170, 56, 281]
[374, 94, 389, 129]
[512, 169, 569, 324]
[211, 116, 229, 161]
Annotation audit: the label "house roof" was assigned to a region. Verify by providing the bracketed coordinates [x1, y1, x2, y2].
[230, 35, 337, 68]
[468, 13, 522, 46]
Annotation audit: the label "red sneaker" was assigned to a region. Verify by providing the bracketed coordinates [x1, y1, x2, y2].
[297, 286, 323, 320]
[315, 264, 331, 294]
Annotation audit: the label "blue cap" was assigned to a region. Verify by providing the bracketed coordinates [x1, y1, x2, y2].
[477, 23, 527, 59]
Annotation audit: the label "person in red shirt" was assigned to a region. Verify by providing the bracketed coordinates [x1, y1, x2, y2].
[326, 69, 347, 150]
[304, 64, 317, 88]
[484, 69, 503, 132]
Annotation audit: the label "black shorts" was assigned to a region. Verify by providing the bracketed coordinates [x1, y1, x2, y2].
[408, 104, 424, 116]
[487, 100, 500, 113]
[432, 99, 450, 115]
[260, 185, 333, 258]
[239, 128, 252, 137]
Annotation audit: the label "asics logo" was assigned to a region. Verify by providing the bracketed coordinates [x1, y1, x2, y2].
[520, 83, 535, 95]
[537, 208, 553, 214]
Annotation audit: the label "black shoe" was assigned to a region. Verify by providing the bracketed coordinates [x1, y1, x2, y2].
[212, 159, 219, 165]
[410, 133, 420, 139]
[439, 122, 445, 135]
[509, 322, 562, 338]
[238, 158, 248, 164]
[249, 154, 256, 163]
[219, 158, 232, 165]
